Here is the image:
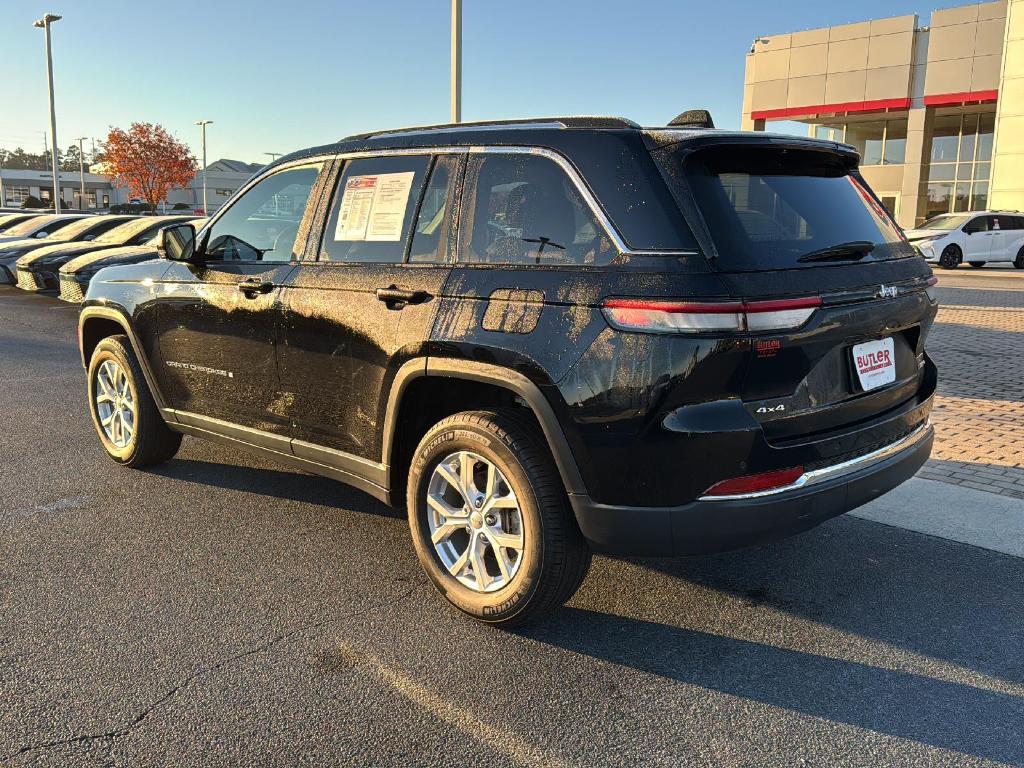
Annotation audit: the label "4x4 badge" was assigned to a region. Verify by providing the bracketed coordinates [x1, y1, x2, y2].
[756, 404, 785, 414]
[876, 285, 899, 299]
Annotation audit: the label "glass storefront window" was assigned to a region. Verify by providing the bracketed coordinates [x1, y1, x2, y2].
[846, 121, 885, 165]
[977, 113, 995, 161]
[953, 182, 971, 212]
[931, 115, 962, 163]
[814, 125, 843, 142]
[959, 114, 979, 161]
[971, 182, 989, 210]
[929, 164, 956, 182]
[927, 182, 953, 219]
[884, 121, 907, 164]
[925, 111, 996, 215]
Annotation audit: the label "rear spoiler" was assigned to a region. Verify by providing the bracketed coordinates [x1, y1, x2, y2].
[642, 130, 861, 167]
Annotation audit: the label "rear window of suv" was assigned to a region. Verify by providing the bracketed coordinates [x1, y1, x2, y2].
[654, 144, 914, 271]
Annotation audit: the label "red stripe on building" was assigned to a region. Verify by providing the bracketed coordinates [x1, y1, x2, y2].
[922, 89, 998, 106]
[751, 98, 912, 121]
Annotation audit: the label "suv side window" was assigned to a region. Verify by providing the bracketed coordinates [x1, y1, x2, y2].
[460, 153, 614, 266]
[205, 163, 323, 262]
[988, 215, 1003, 231]
[321, 155, 431, 263]
[964, 216, 988, 234]
[409, 155, 459, 263]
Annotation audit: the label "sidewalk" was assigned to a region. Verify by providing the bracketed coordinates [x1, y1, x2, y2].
[852, 476, 1024, 557]
[924, 292, 1024, 500]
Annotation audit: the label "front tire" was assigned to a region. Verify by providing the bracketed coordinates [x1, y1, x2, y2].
[407, 409, 591, 626]
[87, 335, 182, 467]
[939, 244, 962, 269]
[969, 261, 986, 268]
[1014, 248, 1024, 269]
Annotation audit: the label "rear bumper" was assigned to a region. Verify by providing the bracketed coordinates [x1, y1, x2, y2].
[570, 422, 933, 556]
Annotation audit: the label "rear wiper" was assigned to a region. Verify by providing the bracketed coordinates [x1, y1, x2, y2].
[797, 240, 875, 263]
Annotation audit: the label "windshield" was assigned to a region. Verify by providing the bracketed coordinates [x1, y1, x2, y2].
[47, 216, 106, 241]
[919, 214, 971, 231]
[654, 144, 913, 271]
[4, 215, 57, 236]
[95, 218, 163, 244]
[142, 217, 207, 246]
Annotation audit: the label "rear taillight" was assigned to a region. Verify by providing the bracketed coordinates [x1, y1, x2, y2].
[702, 466, 805, 498]
[602, 297, 821, 333]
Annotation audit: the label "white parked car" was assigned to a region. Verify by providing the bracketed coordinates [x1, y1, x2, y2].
[906, 211, 1024, 269]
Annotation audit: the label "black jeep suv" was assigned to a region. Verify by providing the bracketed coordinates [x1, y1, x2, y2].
[78, 116, 937, 625]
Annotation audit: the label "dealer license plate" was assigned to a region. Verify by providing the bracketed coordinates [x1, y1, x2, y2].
[852, 337, 896, 392]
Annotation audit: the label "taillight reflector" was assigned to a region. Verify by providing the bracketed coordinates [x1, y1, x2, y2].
[703, 466, 805, 497]
[602, 297, 821, 333]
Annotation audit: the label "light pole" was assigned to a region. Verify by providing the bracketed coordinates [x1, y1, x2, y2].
[34, 13, 62, 213]
[451, 0, 461, 123]
[264, 152, 281, 162]
[74, 136, 87, 209]
[194, 119, 213, 214]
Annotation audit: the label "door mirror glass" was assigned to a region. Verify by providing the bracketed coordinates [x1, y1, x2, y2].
[159, 223, 196, 261]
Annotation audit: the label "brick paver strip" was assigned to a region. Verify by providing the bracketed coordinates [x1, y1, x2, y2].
[923, 297, 1024, 499]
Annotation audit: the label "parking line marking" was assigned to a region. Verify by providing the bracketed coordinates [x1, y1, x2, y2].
[336, 641, 570, 768]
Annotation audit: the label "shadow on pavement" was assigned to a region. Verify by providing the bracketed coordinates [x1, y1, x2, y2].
[524, 603, 1023, 765]
[521, 515, 1023, 762]
[151, 457, 403, 519]
[628, 516, 1024, 685]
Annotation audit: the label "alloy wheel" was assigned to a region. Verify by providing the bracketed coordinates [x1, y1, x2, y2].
[426, 451, 525, 593]
[94, 359, 136, 449]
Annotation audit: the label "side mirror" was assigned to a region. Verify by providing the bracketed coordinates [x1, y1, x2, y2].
[158, 223, 197, 261]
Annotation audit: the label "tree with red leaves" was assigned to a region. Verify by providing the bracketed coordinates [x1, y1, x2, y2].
[103, 123, 197, 212]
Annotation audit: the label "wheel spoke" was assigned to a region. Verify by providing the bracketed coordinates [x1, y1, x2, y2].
[97, 371, 114, 399]
[469, 536, 489, 591]
[484, 461, 497, 500]
[485, 493, 518, 511]
[434, 463, 465, 500]
[431, 518, 464, 545]
[100, 410, 115, 427]
[486, 530, 514, 581]
[459, 452, 476, 498]
[426, 492, 464, 521]
[447, 545, 470, 577]
[488, 528, 524, 551]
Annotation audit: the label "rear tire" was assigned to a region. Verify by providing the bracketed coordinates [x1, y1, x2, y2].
[87, 335, 182, 467]
[939, 244, 962, 269]
[407, 408, 591, 626]
[1014, 248, 1024, 269]
[969, 261, 986, 268]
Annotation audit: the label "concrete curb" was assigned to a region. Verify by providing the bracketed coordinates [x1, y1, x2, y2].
[850, 477, 1024, 558]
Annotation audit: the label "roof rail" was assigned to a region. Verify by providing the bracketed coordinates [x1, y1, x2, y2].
[341, 116, 640, 142]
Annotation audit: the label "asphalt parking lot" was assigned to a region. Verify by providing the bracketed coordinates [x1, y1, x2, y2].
[2, 282, 1023, 768]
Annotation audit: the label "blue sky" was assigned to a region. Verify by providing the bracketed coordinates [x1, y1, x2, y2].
[1, 0, 974, 164]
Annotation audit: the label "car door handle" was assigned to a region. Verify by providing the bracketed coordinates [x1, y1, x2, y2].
[376, 285, 430, 308]
[238, 279, 274, 297]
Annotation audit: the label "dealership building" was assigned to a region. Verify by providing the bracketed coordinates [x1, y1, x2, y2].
[0, 159, 260, 213]
[742, 0, 1024, 227]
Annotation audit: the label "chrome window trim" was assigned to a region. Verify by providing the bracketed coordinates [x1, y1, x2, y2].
[699, 422, 932, 501]
[237, 145, 699, 259]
